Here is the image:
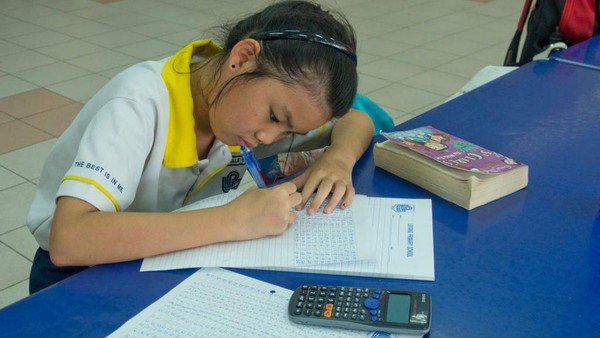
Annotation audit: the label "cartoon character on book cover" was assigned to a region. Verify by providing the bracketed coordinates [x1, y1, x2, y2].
[381, 126, 524, 174]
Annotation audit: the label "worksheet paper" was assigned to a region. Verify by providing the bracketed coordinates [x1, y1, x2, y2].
[108, 268, 414, 338]
[142, 194, 435, 282]
[260, 197, 434, 281]
[141, 192, 376, 271]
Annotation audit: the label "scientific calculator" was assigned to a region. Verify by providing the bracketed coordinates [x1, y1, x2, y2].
[288, 284, 431, 335]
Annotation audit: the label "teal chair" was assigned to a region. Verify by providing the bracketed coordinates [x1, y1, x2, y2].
[351, 93, 394, 135]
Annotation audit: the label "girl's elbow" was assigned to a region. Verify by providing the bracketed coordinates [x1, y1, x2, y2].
[48, 248, 68, 267]
[48, 223, 80, 267]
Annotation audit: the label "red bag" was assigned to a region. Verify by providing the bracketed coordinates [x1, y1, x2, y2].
[504, 0, 599, 66]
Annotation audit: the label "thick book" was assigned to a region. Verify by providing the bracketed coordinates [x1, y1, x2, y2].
[374, 126, 528, 210]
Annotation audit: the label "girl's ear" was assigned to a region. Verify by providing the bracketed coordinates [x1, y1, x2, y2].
[228, 39, 261, 73]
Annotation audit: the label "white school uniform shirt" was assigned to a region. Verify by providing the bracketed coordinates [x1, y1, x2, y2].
[26, 40, 334, 251]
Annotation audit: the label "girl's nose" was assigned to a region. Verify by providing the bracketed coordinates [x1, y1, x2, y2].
[255, 128, 288, 145]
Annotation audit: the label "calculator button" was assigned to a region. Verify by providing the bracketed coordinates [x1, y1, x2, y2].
[296, 302, 303, 308]
[371, 315, 378, 322]
[342, 313, 349, 319]
[360, 315, 366, 321]
[327, 298, 335, 303]
[328, 292, 336, 298]
[316, 304, 323, 310]
[309, 291, 316, 296]
[363, 298, 380, 310]
[373, 293, 380, 300]
[310, 286, 318, 290]
[374, 289, 382, 295]
[370, 310, 378, 316]
[307, 296, 315, 302]
[294, 308, 302, 315]
[314, 310, 322, 317]
[298, 295, 305, 302]
[334, 312, 341, 318]
[323, 310, 332, 318]
[301, 285, 308, 290]
[351, 314, 358, 320]
[306, 303, 313, 309]
[304, 309, 312, 316]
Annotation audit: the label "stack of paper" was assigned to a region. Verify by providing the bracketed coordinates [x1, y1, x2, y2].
[110, 268, 417, 337]
[141, 193, 434, 281]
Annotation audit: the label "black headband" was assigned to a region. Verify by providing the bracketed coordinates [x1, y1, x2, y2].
[251, 29, 357, 65]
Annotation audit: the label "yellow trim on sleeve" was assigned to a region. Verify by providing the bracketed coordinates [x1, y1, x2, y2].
[62, 175, 121, 212]
[161, 39, 222, 168]
[183, 164, 228, 205]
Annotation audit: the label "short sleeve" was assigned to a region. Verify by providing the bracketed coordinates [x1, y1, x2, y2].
[56, 98, 156, 212]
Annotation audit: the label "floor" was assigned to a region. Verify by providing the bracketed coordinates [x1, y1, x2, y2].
[0, 0, 520, 308]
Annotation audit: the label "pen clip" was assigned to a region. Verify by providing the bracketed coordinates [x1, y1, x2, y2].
[240, 142, 268, 188]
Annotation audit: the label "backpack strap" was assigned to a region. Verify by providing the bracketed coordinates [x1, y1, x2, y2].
[559, 0, 596, 44]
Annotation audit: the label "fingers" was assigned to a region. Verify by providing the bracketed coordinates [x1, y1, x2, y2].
[289, 172, 307, 191]
[308, 178, 334, 215]
[340, 185, 355, 209]
[306, 180, 356, 215]
[288, 210, 297, 224]
[290, 191, 302, 208]
[299, 174, 321, 211]
[277, 181, 298, 195]
[324, 181, 347, 214]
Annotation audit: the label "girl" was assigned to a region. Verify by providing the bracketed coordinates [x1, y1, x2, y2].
[27, 1, 375, 293]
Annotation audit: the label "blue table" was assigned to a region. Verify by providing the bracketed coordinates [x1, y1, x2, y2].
[552, 35, 600, 70]
[1, 59, 599, 337]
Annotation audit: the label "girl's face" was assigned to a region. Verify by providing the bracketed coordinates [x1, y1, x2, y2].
[209, 78, 330, 147]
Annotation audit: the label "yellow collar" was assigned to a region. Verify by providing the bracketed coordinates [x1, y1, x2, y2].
[161, 39, 222, 168]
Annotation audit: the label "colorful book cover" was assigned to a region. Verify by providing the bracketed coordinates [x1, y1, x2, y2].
[381, 126, 524, 174]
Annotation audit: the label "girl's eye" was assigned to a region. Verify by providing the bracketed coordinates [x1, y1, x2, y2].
[269, 110, 279, 123]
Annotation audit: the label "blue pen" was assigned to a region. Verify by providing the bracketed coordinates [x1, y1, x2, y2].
[240, 141, 268, 188]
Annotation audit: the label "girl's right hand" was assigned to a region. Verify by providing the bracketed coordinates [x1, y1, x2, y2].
[222, 182, 302, 241]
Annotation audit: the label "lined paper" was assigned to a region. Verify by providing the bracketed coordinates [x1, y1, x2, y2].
[260, 197, 435, 281]
[141, 192, 376, 271]
[109, 268, 412, 337]
[141, 194, 434, 281]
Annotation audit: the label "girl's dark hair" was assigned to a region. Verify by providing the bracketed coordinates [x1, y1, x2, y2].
[210, 0, 357, 119]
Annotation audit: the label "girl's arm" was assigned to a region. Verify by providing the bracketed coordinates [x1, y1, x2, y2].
[50, 182, 301, 266]
[292, 109, 374, 215]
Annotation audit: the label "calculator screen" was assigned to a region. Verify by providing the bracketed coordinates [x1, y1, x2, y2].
[385, 293, 411, 324]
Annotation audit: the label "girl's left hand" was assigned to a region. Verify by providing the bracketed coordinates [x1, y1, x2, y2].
[290, 149, 355, 215]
